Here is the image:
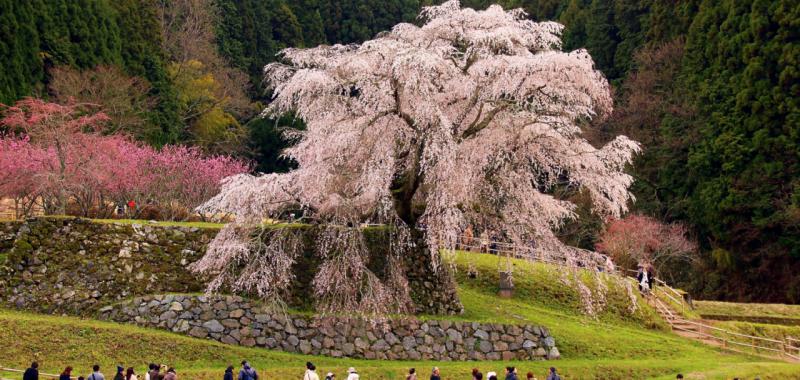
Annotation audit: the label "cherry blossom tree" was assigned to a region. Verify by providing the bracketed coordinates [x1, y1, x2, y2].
[192, 1, 640, 314]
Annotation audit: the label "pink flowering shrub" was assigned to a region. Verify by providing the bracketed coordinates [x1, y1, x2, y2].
[0, 98, 249, 220]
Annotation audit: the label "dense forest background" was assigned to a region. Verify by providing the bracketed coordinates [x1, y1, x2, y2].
[1, 0, 798, 303]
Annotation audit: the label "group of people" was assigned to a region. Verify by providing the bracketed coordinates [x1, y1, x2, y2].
[23, 361, 565, 380]
[636, 264, 656, 294]
[23, 363, 179, 380]
[301, 362, 359, 380]
[399, 366, 561, 380]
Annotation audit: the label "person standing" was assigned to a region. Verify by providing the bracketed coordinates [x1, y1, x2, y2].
[88, 365, 106, 380]
[406, 368, 417, 380]
[639, 267, 650, 294]
[23, 362, 39, 380]
[303, 362, 319, 380]
[430, 367, 441, 380]
[345, 367, 359, 380]
[224, 366, 234, 380]
[114, 366, 125, 380]
[162, 368, 176, 380]
[647, 265, 655, 291]
[147, 365, 160, 380]
[636, 265, 644, 292]
[504, 366, 518, 380]
[545, 367, 561, 380]
[471, 368, 483, 380]
[60, 367, 73, 380]
[126, 368, 138, 380]
[238, 361, 258, 380]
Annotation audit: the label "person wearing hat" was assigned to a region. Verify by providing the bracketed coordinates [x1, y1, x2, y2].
[486, 371, 498, 380]
[346, 367, 359, 380]
[303, 362, 319, 380]
[324, 372, 335, 380]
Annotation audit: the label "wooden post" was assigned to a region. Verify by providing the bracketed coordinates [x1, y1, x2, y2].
[498, 245, 514, 298]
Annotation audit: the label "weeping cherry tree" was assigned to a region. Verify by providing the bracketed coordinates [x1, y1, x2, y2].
[191, 0, 640, 315]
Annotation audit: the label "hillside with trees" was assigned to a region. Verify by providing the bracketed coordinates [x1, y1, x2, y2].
[1, 0, 798, 303]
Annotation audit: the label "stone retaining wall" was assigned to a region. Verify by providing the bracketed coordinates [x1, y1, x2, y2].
[0, 217, 462, 315]
[99, 294, 559, 361]
[0, 221, 21, 254]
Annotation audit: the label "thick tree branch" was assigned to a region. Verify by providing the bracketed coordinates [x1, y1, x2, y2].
[461, 102, 509, 140]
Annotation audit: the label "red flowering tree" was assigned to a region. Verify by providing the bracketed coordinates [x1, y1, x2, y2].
[596, 214, 697, 273]
[1, 98, 110, 214]
[0, 136, 51, 217]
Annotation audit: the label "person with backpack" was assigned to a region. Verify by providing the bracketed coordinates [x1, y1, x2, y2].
[88, 364, 106, 380]
[545, 367, 560, 380]
[238, 361, 258, 380]
[345, 367, 359, 380]
[23, 362, 39, 380]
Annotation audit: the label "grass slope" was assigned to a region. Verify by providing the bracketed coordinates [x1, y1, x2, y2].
[0, 251, 797, 379]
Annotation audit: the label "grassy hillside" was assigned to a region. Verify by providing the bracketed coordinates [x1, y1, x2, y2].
[1, 251, 798, 379]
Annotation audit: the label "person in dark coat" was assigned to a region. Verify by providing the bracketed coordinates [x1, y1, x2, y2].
[224, 366, 234, 380]
[60, 367, 73, 380]
[647, 265, 655, 290]
[114, 366, 125, 380]
[147, 365, 160, 380]
[504, 367, 518, 380]
[238, 361, 258, 380]
[23, 362, 39, 380]
[636, 266, 644, 292]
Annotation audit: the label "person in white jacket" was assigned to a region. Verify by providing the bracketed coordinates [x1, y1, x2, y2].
[346, 367, 359, 380]
[303, 362, 320, 380]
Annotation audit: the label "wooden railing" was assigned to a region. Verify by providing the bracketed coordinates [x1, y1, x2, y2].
[457, 234, 798, 362]
[452, 235, 614, 273]
[0, 365, 68, 379]
[653, 298, 800, 362]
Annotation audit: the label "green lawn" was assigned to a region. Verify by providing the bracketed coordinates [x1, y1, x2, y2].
[1, 309, 797, 380]
[695, 300, 800, 325]
[0, 249, 797, 379]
